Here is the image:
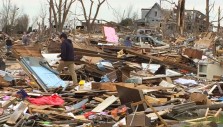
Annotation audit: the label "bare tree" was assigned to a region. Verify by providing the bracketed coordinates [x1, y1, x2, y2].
[15, 14, 29, 33]
[79, 0, 106, 32]
[40, 3, 47, 31]
[111, 4, 138, 24]
[160, 0, 185, 35]
[0, 0, 21, 34]
[9, 5, 19, 26]
[206, 0, 215, 31]
[47, 0, 76, 32]
[218, 6, 221, 33]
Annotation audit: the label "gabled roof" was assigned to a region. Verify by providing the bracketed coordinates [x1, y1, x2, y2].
[145, 3, 161, 17]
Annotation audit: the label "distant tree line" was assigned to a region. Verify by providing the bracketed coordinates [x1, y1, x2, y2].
[0, 0, 29, 35]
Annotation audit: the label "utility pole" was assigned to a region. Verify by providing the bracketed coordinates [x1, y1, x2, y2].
[49, 0, 52, 36]
[177, 0, 185, 35]
[218, 6, 220, 33]
[206, 0, 209, 31]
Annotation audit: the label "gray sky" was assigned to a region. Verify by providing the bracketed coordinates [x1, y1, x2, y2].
[7, 0, 223, 26]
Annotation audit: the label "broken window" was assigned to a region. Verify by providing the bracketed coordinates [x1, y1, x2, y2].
[155, 11, 158, 17]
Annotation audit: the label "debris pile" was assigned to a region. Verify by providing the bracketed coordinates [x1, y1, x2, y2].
[1, 28, 223, 127]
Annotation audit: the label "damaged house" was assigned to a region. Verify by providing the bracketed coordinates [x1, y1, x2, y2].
[137, 3, 213, 35]
[137, 3, 164, 29]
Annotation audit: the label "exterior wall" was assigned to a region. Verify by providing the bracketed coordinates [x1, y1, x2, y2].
[141, 9, 150, 19]
[145, 6, 163, 28]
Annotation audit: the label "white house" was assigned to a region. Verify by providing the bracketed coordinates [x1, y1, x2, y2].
[137, 3, 164, 28]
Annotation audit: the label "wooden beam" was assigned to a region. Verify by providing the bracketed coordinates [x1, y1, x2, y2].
[7, 102, 28, 125]
[92, 95, 118, 112]
[92, 82, 135, 91]
[125, 49, 197, 73]
[0, 97, 17, 109]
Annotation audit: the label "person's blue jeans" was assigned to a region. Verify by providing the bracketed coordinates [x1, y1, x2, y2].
[6, 46, 12, 53]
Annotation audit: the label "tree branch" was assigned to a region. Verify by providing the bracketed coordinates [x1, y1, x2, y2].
[92, 0, 106, 25]
[88, 0, 94, 20]
[79, 0, 88, 22]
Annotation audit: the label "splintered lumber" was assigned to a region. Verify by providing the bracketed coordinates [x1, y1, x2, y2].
[31, 109, 72, 118]
[184, 116, 213, 123]
[12, 45, 42, 58]
[93, 97, 104, 102]
[66, 98, 89, 113]
[145, 95, 167, 105]
[0, 114, 12, 123]
[125, 49, 197, 73]
[172, 102, 196, 113]
[131, 100, 169, 127]
[196, 103, 223, 110]
[0, 97, 17, 109]
[146, 110, 169, 120]
[92, 95, 118, 112]
[116, 85, 147, 111]
[7, 102, 27, 125]
[92, 82, 135, 91]
[214, 108, 222, 117]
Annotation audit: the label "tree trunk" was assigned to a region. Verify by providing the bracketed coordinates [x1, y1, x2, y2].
[49, 0, 75, 32]
[206, 0, 209, 31]
[79, 0, 105, 33]
[177, 0, 185, 35]
[49, 0, 52, 35]
[218, 6, 220, 33]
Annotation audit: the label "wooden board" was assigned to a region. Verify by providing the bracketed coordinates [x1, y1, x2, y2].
[92, 82, 135, 91]
[146, 110, 168, 120]
[7, 102, 27, 125]
[31, 109, 72, 118]
[12, 45, 42, 58]
[0, 97, 17, 109]
[116, 85, 147, 111]
[92, 95, 118, 112]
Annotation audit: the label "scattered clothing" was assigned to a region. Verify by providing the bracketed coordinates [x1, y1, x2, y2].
[174, 78, 197, 85]
[124, 39, 132, 47]
[27, 94, 64, 106]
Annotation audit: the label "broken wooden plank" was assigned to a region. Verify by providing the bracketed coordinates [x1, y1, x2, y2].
[32, 109, 72, 118]
[66, 98, 88, 113]
[125, 49, 197, 73]
[92, 82, 135, 91]
[7, 102, 27, 125]
[116, 85, 147, 111]
[126, 112, 151, 126]
[92, 95, 118, 112]
[0, 97, 17, 109]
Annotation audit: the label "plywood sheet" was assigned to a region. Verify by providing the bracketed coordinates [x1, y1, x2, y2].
[92, 95, 118, 112]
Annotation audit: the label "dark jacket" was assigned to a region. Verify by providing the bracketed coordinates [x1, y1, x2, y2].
[6, 39, 12, 46]
[60, 39, 74, 61]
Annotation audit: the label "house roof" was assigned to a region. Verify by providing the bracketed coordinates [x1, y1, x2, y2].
[145, 3, 161, 17]
[136, 18, 145, 23]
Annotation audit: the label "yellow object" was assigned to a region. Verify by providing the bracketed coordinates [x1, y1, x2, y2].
[79, 80, 85, 86]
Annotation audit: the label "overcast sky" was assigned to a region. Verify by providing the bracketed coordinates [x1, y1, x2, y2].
[5, 0, 223, 26]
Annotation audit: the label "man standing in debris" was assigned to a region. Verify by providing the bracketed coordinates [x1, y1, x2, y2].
[5, 37, 13, 53]
[57, 33, 78, 85]
[124, 36, 132, 47]
[22, 32, 28, 45]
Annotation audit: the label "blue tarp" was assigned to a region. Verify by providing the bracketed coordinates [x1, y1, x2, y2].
[21, 57, 66, 91]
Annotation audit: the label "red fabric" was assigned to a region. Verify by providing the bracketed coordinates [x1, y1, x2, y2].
[84, 112, 95, 119]
[27, 94, 64, 106]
